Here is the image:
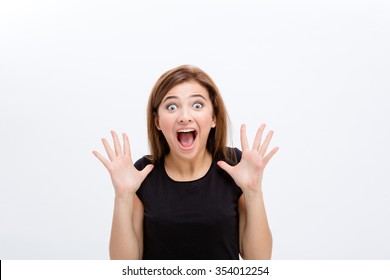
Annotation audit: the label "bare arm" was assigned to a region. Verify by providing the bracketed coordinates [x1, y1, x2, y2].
[93, 131, 153, 259]
[238, 192, 272, 259]
[218, 124, 278, 259]
[109, 194, 144, 259]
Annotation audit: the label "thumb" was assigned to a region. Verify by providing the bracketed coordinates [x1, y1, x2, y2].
[140, 164, 154, 179]
[217, 161, 233, 175]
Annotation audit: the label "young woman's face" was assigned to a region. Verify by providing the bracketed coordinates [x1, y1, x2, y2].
[156, 81, 216, 160]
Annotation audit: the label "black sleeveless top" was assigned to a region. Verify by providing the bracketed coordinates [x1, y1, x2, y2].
[135, 148, 243, 260]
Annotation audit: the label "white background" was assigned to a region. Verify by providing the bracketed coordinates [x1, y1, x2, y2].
[1, 0, 389, 259]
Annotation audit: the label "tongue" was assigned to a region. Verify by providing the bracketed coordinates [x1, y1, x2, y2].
[178, 132, 195, 147]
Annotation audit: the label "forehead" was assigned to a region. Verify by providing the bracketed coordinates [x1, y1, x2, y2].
[164, 81, 209, 99]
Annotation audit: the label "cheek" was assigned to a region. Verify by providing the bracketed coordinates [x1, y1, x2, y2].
[156, 114, 174, 133]
[155, 109, 169, 130]
[201, 111, 216, 127]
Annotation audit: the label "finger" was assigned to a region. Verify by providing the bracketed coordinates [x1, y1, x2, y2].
[102, 138, 115, 161]
[217, 160, 234, 176]
[259, 130, 274, 157]
[252, 124, 266, 151]
[92, 150, 111, 170]
[123, 133, 131, 157]
[240, 124, 249, 151]
[140, 164, 154, 180]
[263, 146, 279, 165]
[111, 130, 123, 156]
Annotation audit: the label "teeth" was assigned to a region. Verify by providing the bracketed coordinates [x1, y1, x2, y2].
[178, 129, 195, 133]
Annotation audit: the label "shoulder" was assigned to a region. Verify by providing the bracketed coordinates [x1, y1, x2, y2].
[225, 147, 242, 165]
[231, 147, 242, 160]
[134, 156, 153, 171]
[134, 156, 154, 201]
[216, 147, 243, 196]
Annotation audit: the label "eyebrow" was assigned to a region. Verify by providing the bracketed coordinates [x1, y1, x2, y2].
[162, 94, 207, 104]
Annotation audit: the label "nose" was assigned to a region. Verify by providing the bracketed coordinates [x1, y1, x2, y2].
[178, 107, 193, 123]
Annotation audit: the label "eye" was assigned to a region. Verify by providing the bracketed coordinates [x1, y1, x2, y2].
[193, 103, 203, 109]
[167, 104, 177, 111]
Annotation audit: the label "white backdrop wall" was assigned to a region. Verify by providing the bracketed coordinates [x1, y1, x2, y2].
[1, 0, 389, 259]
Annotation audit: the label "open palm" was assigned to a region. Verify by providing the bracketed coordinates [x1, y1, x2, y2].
[93, 131, 153, 198]
[217, 124, 278, 194]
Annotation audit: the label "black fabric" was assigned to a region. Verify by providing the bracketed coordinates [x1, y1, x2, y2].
[135, 147, 243, 260]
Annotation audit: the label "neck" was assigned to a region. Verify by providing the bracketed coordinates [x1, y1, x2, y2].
[164, 150, 213, 181]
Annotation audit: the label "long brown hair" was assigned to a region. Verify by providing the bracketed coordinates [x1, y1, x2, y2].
[147, 65, 234, 164]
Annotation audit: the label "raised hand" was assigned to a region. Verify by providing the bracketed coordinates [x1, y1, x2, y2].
[217, 124, 278, 194]
[93, 131, 154, 198]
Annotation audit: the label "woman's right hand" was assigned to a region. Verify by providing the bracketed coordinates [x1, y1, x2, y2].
[93, 131, 154, 199]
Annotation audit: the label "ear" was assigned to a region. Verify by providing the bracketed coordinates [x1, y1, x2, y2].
[211, 116, 216, 128]
[154, 113, 161, 130]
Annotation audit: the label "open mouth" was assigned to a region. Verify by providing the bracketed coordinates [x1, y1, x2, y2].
[177, 129, 197, 148]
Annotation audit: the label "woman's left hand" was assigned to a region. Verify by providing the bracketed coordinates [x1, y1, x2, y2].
[217, 124, 279, 194]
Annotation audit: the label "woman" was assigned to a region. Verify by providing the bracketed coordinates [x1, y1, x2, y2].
[93, 65, 278, 260]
